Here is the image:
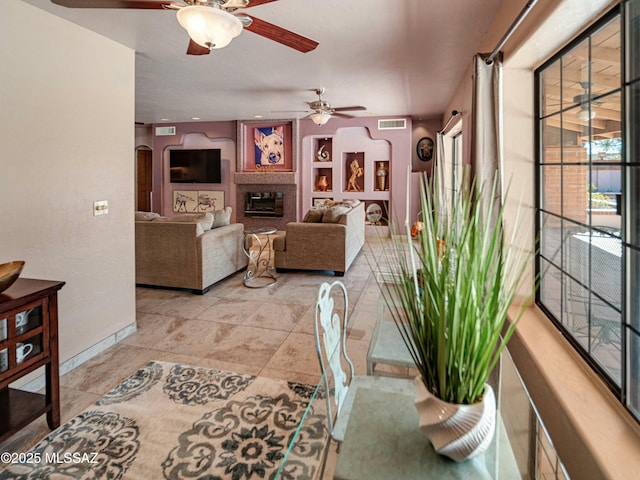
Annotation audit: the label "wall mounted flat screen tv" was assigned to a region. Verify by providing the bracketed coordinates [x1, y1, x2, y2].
[169, 149, 222, 183]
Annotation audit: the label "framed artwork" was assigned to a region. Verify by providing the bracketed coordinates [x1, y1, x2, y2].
[417, 137, 434, 162]
[196, 191, 224, 212]
[254, 125, 285, 167]
[173, 190, 224, 213]
[238, 119, 297, 172]
[173, 190, 197, 213]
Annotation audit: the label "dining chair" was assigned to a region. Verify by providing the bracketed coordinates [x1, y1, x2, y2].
[314, 280, 414, 477]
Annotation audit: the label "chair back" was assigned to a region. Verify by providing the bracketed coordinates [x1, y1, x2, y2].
[314, 280, 355, 441]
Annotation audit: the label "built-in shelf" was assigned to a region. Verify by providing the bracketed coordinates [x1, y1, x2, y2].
[305, 134, 391, 231]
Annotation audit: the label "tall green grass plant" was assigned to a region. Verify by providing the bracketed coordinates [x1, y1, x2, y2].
[379, 167, 532, 405]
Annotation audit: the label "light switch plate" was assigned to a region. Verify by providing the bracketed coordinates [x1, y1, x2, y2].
[94, 200, 108, 216]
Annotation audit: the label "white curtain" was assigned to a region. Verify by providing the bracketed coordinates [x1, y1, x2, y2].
[436, 131, 448, 224]
[470, 52, 503, 229]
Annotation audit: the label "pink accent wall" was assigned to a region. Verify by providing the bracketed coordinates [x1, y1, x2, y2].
[151, 117, 419, 229]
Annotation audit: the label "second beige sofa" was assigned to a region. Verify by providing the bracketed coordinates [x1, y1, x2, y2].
[273, 201, 365, 276]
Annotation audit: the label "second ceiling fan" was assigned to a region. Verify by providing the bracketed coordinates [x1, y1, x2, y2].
[51, 0, 319, 55]
[306, 88, 367, 125]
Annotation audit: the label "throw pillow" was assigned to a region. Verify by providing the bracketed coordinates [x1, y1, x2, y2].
[322, 205, 352, 223]
[212, 207, 232, 228]
[303, 209, 325, 223]
[135, 211, 161, 221]
[341, 199, 361, 208]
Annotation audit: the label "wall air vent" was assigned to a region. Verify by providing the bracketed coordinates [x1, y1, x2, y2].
[377, 119, 407, 130]
[155, 126, 176, 136]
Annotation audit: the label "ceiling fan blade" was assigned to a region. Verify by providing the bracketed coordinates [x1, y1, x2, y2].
[239, 15, 318, 53]
[52, 0, 179, 8]
[333, 106, 367, 112]
[332, 112, 356, 119]
[186, 39, 211, 55]
[248, 0, 279, 6]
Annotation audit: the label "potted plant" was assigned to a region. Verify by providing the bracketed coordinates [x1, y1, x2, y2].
[378, 166, 533, 462]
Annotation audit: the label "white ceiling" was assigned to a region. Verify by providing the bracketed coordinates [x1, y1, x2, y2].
[24, 0, 506, 125]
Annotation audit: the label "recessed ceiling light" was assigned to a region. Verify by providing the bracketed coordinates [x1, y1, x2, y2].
[192, 117, 201, 120]
[160, 118, 170, 121]
[254, 115, 264, 118]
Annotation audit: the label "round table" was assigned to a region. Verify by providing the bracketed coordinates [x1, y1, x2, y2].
[242, 227, 278, 288]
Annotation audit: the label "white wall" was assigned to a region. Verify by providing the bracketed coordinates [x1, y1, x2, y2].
[0, 2, 136, 372]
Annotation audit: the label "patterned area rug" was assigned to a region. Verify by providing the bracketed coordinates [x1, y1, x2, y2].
[0, 361, 327, 479]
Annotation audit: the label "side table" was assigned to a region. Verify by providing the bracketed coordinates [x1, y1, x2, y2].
[242, 227, 278, 288]
[0, 278, 65, 442]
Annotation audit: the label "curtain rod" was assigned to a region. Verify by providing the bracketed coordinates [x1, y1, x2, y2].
[439, 110, 460, 135]
[486, 0, 538, 65]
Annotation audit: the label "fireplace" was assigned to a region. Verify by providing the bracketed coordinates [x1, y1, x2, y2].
[235, 180, 298, 231]
[244, 192, 284, 217]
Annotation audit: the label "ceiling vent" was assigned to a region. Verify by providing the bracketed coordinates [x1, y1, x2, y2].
[155, 126, 176, 136]
[378, 118, 407, 130]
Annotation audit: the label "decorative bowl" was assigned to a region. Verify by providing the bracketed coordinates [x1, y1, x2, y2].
[0, 261, 25, 293]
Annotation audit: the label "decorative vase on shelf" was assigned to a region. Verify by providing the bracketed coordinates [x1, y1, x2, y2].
[414, 377, 496, 462]
[376, 163, 388, 191]
[316, 175, 329, 192]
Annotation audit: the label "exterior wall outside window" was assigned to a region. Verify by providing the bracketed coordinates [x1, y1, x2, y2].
[536, 1, 640, 421]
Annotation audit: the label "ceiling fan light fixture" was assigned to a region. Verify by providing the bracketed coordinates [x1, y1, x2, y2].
[577, 108, 596, 121]
[310, 112, 331, 125]
[176, 6, 243, 50]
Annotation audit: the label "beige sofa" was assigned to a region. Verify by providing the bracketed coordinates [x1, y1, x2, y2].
[135, 210, 246, 294]
[273, 201, 365, 276]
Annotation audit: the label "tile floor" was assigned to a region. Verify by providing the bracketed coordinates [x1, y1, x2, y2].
[0, 236, 407, 477]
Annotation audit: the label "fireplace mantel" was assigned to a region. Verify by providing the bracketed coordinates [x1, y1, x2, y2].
[234, 172, 298, 185]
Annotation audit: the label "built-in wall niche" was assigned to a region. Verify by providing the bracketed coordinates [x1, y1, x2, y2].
[364, 200, 389, 226]
[314, 137, 333, 162]
[161, 133, 235, 217]
[344, 152, 365, 192]
[374, 161, 390, 191]
[314, 168, 333, 192]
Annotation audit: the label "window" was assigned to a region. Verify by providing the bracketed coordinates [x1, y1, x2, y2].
[536, 0, 640, 420]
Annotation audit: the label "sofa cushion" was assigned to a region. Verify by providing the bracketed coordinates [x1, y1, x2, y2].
[135, 211, 161, 221]
[212, 206, 232, 228]
[153, 212, 214, 231]
[322, 205, 352, 223]
[303, 209, 325, 223]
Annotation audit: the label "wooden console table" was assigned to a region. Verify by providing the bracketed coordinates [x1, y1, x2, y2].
[0, 278, 65, 442]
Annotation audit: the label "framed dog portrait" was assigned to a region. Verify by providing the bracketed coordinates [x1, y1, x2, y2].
[254, 126, 285, 167]
[238, 120, 297, 172]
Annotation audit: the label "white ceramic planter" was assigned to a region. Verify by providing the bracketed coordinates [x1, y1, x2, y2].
[414, 377, 496, 462]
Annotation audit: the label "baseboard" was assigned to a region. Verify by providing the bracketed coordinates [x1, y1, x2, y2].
[17, 322, 137, 393]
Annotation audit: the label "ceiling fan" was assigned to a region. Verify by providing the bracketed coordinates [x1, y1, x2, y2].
[574, 82, 602, 121]
[304, 88, 367, 125]
[50, 0, 319, 55]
